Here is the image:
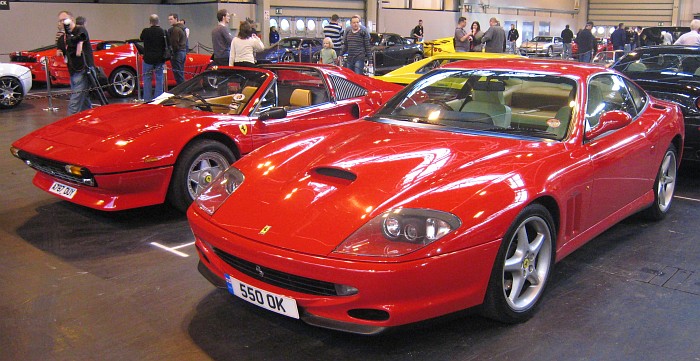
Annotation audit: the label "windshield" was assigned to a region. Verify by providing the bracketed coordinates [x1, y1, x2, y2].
[157, 69, 269, 115]
[531, 37, 552, 42]
[277, 38, 301, 48]
[372, 69, 577, 140]
[616, 52, 700, 78]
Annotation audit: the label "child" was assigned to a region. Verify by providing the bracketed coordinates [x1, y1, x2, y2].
[319, 37, 338, 65]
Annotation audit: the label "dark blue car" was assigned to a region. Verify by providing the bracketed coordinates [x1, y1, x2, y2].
[256, 37, 323, 64]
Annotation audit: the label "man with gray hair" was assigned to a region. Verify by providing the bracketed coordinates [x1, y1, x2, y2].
[481, 17, 506, 53]
[674, 19, 700, 46]
[140, 14, 168, 101]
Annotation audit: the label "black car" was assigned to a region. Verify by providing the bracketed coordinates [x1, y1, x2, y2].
[638, 27, 690, 46]
[369, 32, 423, 75]
[612, 45, 700, 161]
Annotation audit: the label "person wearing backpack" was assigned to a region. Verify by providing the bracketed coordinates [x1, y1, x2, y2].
[341, 15, 371, 74]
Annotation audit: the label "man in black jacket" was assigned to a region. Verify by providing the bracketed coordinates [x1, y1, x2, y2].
[57, 10, 94, 115]
[140, 14, 168, 102]
[167, 13, 187, 85]
[507, 24, 519, 54]
[574, 22, 596, 63]
[561, 25, 574, 59]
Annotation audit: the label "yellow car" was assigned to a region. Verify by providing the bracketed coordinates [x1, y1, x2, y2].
[422, 37, 455, 57]
[373, 52, 523, 85]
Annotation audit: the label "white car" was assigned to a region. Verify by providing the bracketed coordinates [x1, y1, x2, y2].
[0, 63, 32, 109]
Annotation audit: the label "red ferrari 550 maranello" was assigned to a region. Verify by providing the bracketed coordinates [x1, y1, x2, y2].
[188, 59, 684, 334]
[11, 64, 401, 212]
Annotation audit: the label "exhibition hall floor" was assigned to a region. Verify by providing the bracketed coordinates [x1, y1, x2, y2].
[1, 92, 699, 360]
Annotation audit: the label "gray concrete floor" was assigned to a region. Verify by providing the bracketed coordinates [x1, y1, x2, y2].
[1, 89, 700, 361]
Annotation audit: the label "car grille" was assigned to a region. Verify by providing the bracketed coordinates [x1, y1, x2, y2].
[212, 247, 339, 296]
[329, 75, 367, 101]
[14, 150, 96, 186]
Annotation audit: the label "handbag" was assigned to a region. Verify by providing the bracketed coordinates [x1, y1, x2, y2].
[162, 29, 172, 61]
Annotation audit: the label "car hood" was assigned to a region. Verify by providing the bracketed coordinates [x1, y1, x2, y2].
[209, 119, 554, 256]
[12, 103, 201, 170]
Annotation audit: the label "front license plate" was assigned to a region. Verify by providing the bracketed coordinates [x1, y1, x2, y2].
[49, 181, 77, 199]
[225, 274, 300, 319]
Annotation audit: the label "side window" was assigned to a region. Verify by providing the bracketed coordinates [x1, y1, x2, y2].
[586, 75, 636, 130]
[255, 82, 278, 114]
[274, 69, 330, 110]
[623, 78, 648, 114]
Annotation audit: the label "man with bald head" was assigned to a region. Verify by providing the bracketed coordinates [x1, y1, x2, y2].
[140, 14, 168, 101]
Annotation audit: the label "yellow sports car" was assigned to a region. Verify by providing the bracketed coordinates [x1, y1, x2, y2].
[373, 52, 523, 85]
[422, 37, 455, 57]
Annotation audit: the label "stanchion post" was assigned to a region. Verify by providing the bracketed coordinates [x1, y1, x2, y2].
[43, 56, 59, 112]
[134, 46, 142, 102]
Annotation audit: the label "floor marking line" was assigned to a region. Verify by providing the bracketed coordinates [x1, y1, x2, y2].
[172, 242, 196, 250]
[150, 242, 190, 257]
[674, 195, 700, 202]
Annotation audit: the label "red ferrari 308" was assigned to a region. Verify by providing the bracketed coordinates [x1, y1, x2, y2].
[11, 64, 401, 212]
[188, 59, 684, 334]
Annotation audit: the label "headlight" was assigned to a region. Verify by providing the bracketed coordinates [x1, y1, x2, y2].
[334, 208, 461, 257]
[195, 166, 245, 215]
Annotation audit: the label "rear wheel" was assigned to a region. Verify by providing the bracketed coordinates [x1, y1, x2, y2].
[642, 144, 677, 220]
[546, 47, 554, 57]
[481, 204, 555, 323]
[0, 76, 24, 109]
[167, 139, 237, 212]
[107, 67, 136, 98]
[410, 53, 423, 63]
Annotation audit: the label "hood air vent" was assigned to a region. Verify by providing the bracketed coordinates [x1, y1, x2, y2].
[314, 167, 357, 182]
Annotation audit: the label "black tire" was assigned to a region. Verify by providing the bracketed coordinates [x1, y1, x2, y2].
[481, 203, 555, 323]
[546, 47, 554, 57]
[410, 53, 423, 63]
[167, 139, 237, 213]
[281, 52, 295, 63]
[642, 144, 678, 221]
[107, 67, 136, 98]
[0, 76, 24, 109]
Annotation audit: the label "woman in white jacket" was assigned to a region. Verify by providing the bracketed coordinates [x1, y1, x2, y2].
[229, 21, 264, 67]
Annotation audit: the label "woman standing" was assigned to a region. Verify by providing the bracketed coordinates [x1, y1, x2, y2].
[469, 21, 484, 52]
[229, 21, 264, 67]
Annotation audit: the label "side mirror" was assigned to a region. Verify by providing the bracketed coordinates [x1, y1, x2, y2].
[258, 107, 287, 121]
[586, 110, 632, 140]
[365, 90, 383, 108]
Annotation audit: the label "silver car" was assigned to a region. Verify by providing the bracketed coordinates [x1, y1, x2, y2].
[518, 36, 564, 57]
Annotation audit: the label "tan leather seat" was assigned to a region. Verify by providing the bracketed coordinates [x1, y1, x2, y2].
[461, 80, 511, 127]
[289, 89, 312, 108]
[626, 62, 647, 72]
[241, 86, 258, 100]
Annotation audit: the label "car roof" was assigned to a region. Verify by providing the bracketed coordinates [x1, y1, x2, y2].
[440, 58, 604, 80]
[628, 45, 700, 54]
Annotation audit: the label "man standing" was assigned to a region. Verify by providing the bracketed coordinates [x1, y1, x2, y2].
[341, 15, 371, 74]
[611, 23, 627, 51]
[454, 17, 471, 52]
[140, 14, 167, 102]
[481, 17, 506, 53]
[167, 13, 187, 85]
[561, 25, 574, 59]
[57, 10, 94, 115]
[507, 24, 519, 54]
[323, 14, 344, 56]
[411, 20, 424, 42]
[575, 22, 596, 63]
[674, 19, 700, 46]
[211, 9, 233, 66]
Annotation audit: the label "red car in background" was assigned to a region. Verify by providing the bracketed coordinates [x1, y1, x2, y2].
[11, 64, 401, 212]
[49, 40, 212, 98]
[10, 43, 63, 83]
[571, 38, 613, 59]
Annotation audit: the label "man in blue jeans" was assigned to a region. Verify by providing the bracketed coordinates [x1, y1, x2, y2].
[168, 13, 188, 85]
[57, 10, 94, 115]
[140, 14, 168, 102]
[341, 15, 371, 74]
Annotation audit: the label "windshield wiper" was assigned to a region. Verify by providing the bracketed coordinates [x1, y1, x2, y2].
[485, 127, 560, 138]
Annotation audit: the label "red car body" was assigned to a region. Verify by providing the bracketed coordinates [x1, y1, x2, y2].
[49, 40, 211, 97]
[572, 38, 614, 57]
[11, 64, 401, 212]
[10, 43, 63, 83]
[188, 59, 684, 334]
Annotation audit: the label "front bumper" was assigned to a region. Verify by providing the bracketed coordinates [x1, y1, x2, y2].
[31, 166, 173, 211]
[188, 207, 501, 334]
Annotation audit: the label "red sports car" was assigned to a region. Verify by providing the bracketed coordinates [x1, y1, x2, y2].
[9, 43, 58, 83]
[49, 40, 212, 98]
[188, 59, 684, 334]
[11, 64, 401, 212]
[571, 37, 613, 58]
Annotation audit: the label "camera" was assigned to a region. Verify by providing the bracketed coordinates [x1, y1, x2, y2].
[63, 18, 72, 34]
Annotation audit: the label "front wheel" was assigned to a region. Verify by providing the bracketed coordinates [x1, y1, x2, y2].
[410, 53, 423, 63]
[642, 144, 678, 220]
[167, 139, 237, 213]
[107, 67, 136, 98]
[546, 47, 554, 57]
[281, 52, 295, 63]
[0, 76, 24, 109]
[481, 203, 555, 323]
